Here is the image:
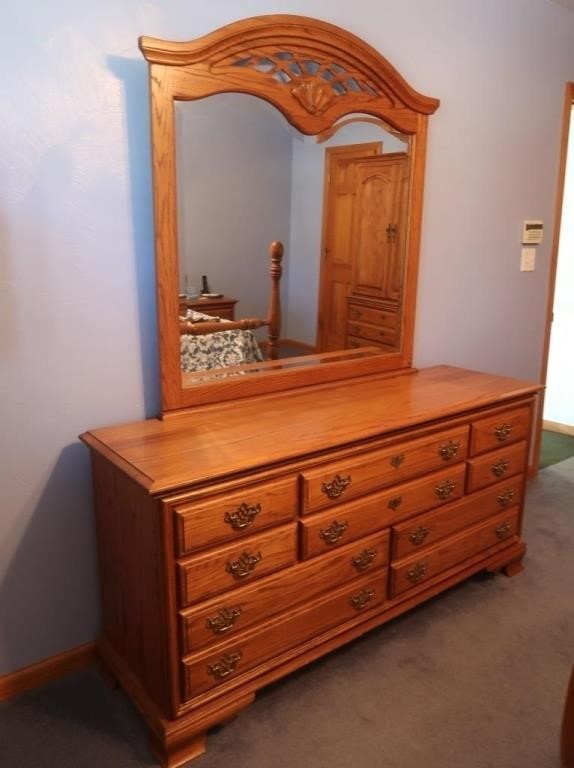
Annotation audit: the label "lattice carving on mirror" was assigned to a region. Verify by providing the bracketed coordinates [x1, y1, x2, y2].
[213, 49, 393, 115]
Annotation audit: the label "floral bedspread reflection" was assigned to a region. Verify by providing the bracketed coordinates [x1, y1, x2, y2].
[180, 328, 263, 373]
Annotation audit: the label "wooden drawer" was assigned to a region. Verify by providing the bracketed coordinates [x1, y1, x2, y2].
[347, 303, 399, 330]
[347, 335, 396, 351]
[346, 320, 399, 346]
[466, 441, 527, 493]
[301, 425, 469, 514]
[470, 405, 531, 456]
[181, 572, 387, 700]
[177, 523, 297, 606]
[392, 476, 524, 559]
[300, 464, 466, 559]
[180, 531, 389, 653]
[172, 476, 297, 556]
[390, 507, 520, 597]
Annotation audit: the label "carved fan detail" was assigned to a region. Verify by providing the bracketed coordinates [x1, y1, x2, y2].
[214, 49, 387, 115]
[291, 78, 335, 115]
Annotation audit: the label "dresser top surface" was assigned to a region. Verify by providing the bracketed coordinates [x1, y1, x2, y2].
[81, 366, 541, 494]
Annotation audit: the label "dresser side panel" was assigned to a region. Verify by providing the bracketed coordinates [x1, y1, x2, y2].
[91, 451, 175, 717]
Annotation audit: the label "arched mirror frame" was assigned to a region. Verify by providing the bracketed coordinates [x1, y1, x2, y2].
[139, 15, 439, 413]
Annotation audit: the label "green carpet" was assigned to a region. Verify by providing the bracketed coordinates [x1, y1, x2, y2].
[540, 429, 574, 468]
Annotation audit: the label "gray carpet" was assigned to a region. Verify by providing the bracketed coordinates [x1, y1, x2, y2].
[2, 459, 574, 768]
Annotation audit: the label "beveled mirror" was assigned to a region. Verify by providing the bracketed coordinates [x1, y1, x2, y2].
[139, 15, 439, 413]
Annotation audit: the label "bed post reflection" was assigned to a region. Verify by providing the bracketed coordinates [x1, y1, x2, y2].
[267, 240, 283, 360]
[179, 240, 284, 373]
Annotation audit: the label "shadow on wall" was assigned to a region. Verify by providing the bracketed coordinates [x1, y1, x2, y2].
[0, 443, 100, 675]
[107, 55, 159, 418]
[0, 209, 17, 363]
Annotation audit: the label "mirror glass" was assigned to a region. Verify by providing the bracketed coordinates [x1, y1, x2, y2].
[174, 94, 410, 385]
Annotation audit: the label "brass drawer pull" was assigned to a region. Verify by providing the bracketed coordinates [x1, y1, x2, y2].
[438, 440, 461, 461]
[225, 551, 262, 580]
[351, 324, 361, 335]
[205, 606, 242, 635]
[379, 330, 386, 337]
[351, 548, 377, 572]
[224, 502, 261, 530]
[350, 307, 362, 320]
[408, 525, 430, 546]
[435, 479, 456, 499]
[491, 458, 510, 478]
[406, 562, 428, 584]
[495, 521, 512, 540]
[350, 588, 375, 611]
[497, 489, 515, 508]
[390, 453, 405, 468]
[321, 473, 351, 500]
[494, 423, 513, 441]
[320, 520, 349, 545]
[207, 651, 242, 680]
[388, 496, 402, 511]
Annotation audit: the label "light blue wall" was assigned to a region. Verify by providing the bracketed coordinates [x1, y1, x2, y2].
[1, 0, 574, 675]
[176, 94, 293, 320]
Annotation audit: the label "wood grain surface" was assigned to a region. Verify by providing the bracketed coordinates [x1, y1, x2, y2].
[81, 366, 541, 493]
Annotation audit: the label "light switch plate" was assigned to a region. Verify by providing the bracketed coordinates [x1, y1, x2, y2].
[520, 248, 536, 272]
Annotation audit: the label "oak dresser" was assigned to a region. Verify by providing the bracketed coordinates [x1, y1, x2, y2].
[81, 365, 540, 767]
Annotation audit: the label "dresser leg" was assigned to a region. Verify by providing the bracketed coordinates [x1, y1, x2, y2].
[149, 730, 206, 768]
[501, 555, 525, 577]
[488, 556, 524, 577]
[147, 691, 256, 767]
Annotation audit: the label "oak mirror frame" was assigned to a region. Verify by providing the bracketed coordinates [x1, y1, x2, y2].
[139, 15, 439, 413]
